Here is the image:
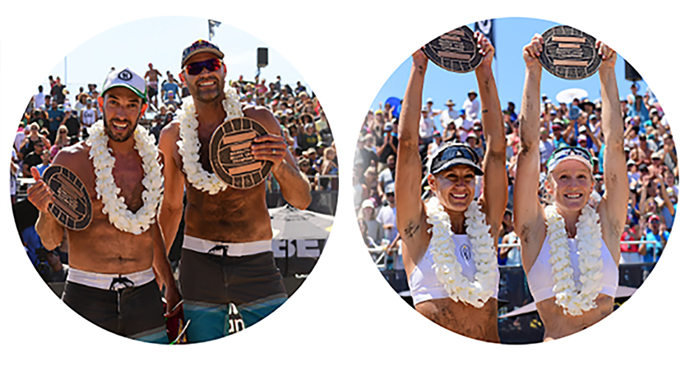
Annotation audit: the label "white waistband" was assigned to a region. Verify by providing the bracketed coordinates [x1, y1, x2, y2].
[182, 235, 272, 257]
[67, 268, 155, 291]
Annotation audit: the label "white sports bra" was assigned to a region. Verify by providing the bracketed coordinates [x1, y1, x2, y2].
[527, 235, 618, 303]
[408, 234, 499, 305]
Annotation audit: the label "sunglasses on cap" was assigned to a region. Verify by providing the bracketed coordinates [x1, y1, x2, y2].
[428, 143, 483, 176]
[437, 144, 478, 163]
[185, 58, 222, 76]
[547, 146, 593, 171]
[548, 146, 592, 161]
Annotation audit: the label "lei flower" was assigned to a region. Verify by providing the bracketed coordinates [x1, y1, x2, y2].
[176, 88, 243, 194]
[544, 204, 604, 316]
[86, 121, 163, 235]
[425, 196, 499, 308]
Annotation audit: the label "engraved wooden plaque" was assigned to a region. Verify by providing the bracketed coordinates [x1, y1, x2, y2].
[209, 117, 273, 189]
[539, 25, 601, 80]
[43, 165, 92, 231]
[423, 25, 482, 73]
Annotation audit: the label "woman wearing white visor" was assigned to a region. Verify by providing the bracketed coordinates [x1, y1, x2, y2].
[514, 34, 628, 341]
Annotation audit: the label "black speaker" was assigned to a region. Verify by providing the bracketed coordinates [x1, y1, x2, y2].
[257, 47, 268, 68]
[625, 60, 642, 82]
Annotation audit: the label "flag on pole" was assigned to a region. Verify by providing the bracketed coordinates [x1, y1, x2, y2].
[209, 19, 221, 40]
[475, 19, 495, 58]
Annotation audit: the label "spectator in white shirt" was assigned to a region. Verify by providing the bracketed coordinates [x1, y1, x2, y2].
[538, 127, 555, 165]
[419, 106, 435, 146]
[439, 99, 459, 130]
[462, 89, 480, 120]
[33, 86, 46, 110]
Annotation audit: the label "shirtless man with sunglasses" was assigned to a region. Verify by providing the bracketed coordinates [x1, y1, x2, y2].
[158, 40, 311, 343]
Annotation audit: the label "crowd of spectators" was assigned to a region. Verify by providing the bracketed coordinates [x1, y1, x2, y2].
[145, 72, 338, 191]
[13, 69, 337, 192]
[12, 69, 336, 284]
[355, 82, 677, 267]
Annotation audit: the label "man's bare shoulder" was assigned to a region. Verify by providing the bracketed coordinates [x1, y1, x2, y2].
[160, 121, 181, 139]
[242, 105, 281, 134]
[53, 142, 89, 165]
[52, 142, 92, 177]
[159, 121, 181, 151]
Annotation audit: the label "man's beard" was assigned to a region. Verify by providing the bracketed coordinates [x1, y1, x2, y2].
[191, 78, 224, 103]
[105, 118, 138, 143]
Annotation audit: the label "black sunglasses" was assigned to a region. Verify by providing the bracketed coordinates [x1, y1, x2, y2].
[185, 58, 222, 76]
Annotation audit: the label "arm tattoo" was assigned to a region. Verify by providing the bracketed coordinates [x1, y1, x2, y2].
[482, 109, 488, 113]
[403, 222, 421, 239]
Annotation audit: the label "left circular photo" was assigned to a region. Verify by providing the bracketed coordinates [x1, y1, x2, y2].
[10, 16, 337, 345]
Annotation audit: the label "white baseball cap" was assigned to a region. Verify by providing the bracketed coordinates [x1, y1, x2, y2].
[101, 67, 147, 101]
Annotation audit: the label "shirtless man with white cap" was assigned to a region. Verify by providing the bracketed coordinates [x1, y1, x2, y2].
[28, 67, 181, 343]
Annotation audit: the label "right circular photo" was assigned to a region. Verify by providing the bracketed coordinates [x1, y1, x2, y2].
[353, 17, 677, 344]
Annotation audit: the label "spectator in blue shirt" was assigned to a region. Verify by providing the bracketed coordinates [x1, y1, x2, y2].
[161, 72, 181, 104]
[46, 100, 64, 143]
[627, 95, 650, 125]
[640, 214, 667, 263]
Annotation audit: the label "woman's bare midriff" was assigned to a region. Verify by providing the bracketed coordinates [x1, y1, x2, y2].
[536, 293, 614, 341]
[415, 297, 500, 342]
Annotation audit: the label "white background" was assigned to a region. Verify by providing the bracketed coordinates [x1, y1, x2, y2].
[1, 1, 692, 366]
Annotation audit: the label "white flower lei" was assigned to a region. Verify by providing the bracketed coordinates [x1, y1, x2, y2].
[86, 121, 163, 235]
[544, 204, 604, 316]
[176, 88, 243, 194]
[425, 196, 499, 308]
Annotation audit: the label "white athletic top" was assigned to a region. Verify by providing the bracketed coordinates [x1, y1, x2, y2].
[527, 236, 618, 303]
[408, 234, 500, 305]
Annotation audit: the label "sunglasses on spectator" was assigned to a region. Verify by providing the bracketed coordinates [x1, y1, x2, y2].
[185, 58, 222, 76]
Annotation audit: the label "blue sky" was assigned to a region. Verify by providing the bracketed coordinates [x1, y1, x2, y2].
[369, 17, 651, 131]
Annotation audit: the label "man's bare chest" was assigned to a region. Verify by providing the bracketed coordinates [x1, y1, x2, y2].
[80, 159, 146, 213]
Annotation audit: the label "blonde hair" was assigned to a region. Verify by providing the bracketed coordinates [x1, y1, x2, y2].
[323, 147, 335, 159]
[54, 126, 69, 145]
